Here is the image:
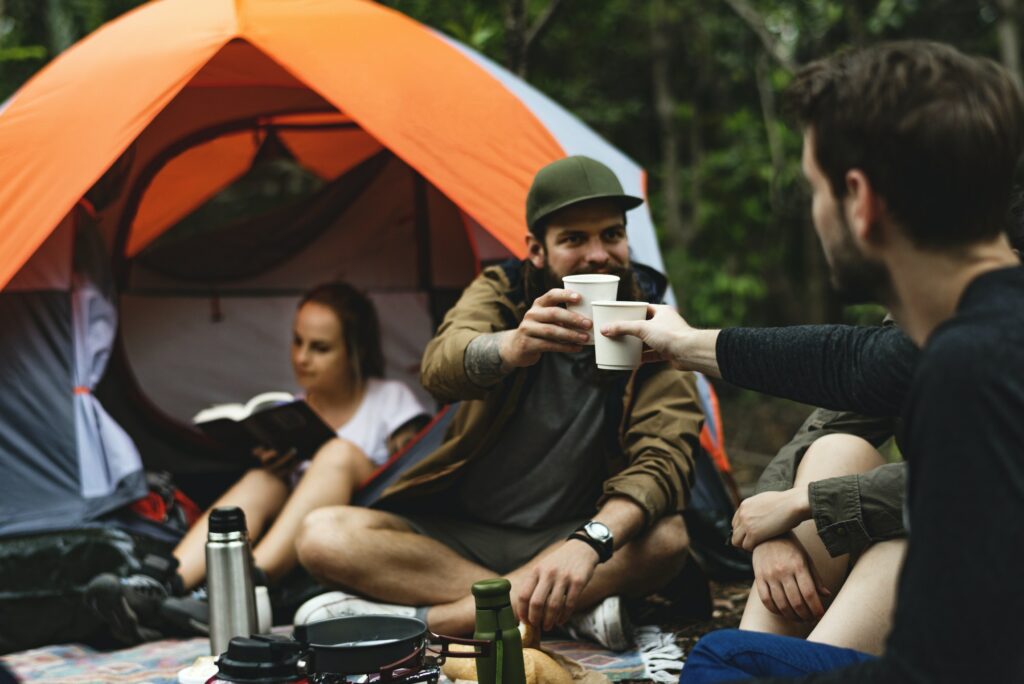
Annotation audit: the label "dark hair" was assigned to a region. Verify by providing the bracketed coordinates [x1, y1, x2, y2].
[785, 41, 1024, 249]
[299, 282, 385, 385]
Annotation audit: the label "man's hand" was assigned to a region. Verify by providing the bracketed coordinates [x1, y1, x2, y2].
[599, 305, 721, 376]
[731, 488, 811, 551]
[517, 540, 600, 631]
[751, 535, 830, 623]
[499, 289, 591, 369]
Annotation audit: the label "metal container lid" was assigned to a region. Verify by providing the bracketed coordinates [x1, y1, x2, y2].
[209, 506, 248, 534]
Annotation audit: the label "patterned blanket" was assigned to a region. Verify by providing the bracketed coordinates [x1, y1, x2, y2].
[1, 633, 670, 683]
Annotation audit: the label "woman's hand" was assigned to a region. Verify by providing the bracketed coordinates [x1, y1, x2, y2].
[731, 488, 811, 551]
[252, 446, 300, 478]
[751, 534, 831, 622]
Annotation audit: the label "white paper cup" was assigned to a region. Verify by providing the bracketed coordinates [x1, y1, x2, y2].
[562, 274, 620, 344]
[592, 301, 648, 370]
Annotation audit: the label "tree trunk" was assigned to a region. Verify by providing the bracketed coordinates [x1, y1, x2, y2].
[722, 0, 796, 73]
[997, 0, 1022, 86]
[845, 1, 867, 46]
[504, 0, 564, 78]
[650, 0, 685, 245]
[754, 55, 784, 210]
[503, 0, 528, 77]
[45, 0, 76, 55]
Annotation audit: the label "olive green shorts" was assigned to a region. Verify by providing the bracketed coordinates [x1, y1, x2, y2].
[396, 513, 587, 575]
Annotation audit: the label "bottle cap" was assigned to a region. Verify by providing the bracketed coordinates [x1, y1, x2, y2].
[215, 634, 302, 682]
[209, 506, 248, 534]
[471, 578, 512, 608]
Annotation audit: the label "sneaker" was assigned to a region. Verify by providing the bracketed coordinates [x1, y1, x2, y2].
[84, 573, 169, 645]
[565, 595, 633, 651]
[293, 590, 417, 625]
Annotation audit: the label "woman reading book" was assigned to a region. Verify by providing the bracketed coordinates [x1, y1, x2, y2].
[86, 282, 428, 644]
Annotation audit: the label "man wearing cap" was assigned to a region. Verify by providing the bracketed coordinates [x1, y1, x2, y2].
[293, 156, 704, 650]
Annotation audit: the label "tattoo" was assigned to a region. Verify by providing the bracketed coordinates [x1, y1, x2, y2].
[465, 333, 510, 387]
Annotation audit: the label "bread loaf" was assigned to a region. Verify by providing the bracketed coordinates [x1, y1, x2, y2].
[440, 644, 574, 684]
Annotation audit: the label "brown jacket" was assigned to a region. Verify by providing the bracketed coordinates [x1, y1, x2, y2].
[377, 261, 704, 529]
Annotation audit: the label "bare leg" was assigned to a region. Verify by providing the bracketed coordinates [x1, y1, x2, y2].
[174, 469, 289, 590]
[297, 508, 689, 636]
[252, 439, 374, 582]
[739, 434, 886, 637]
[427, 515, 690, 635]
[808, 538, 905, 654]
[297, 505, 494, 606]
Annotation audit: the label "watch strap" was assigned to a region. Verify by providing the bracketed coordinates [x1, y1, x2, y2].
[568, 531, 612, 563]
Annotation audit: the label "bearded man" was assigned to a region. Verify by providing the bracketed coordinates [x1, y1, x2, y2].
[291, 156, 705, 651]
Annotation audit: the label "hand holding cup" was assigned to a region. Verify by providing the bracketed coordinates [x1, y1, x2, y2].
[499, 288, 592, 368]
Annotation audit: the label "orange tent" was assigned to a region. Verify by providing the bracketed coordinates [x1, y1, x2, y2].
[0, 0, 665, 292]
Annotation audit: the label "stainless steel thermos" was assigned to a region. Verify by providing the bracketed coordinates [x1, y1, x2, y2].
[207, 506, 258, 656]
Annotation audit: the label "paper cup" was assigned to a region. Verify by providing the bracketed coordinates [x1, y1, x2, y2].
[592, 301, 648, 370]
[562, 274, 620, 344]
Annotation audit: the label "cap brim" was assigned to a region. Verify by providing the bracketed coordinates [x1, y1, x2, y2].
[532, 193, 645, 229]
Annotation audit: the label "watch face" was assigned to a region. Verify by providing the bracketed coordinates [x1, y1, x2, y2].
[584, 521, 612, 542]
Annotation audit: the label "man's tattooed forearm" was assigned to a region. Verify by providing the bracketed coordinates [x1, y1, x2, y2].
[465, 333, 510, 387]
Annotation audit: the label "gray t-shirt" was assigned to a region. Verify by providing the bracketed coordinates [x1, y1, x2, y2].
[458, 350, 611, 530]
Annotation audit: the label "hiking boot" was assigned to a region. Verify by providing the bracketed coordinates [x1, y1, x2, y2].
[565, 595, 633, 651]
[293, 590, 418, 625]
[84, 573, 169, 645]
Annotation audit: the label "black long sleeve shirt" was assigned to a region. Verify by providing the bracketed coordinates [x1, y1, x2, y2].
[718, 266, 1024, 683]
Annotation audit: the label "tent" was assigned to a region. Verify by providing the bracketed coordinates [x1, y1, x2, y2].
[0, 0, 690, 538]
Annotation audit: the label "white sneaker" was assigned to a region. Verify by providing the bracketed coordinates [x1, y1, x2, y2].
[565, 595, 633, 651]
[293, 590, 418, 625]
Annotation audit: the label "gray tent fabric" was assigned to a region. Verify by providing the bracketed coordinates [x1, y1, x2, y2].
[0, 210, 145, 537]
[72, 216, 144, 502]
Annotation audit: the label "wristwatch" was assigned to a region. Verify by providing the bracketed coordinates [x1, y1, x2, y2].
[568, 520, 614, 563]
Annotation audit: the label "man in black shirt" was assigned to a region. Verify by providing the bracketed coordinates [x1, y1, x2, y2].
[605, 41, 1024, 682]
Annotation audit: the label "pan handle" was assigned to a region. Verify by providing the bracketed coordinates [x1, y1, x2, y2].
[428, 633, 492, 662]
[377, 644, 427, 682]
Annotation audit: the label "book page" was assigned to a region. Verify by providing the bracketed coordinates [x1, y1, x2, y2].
[192, 402, 248, 423]
[245, 391, 297, 415]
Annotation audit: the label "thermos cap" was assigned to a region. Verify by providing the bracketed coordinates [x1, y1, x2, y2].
[471, 578, 512, 608]
[209, 506, 248, 534]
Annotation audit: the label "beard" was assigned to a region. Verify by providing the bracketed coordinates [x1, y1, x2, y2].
[532, 262, 641, 303]
[825, 213, 893, 305]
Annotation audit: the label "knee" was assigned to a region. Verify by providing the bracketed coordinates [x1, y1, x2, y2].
[646, 514, 690, 568]
[311, 438, 367, 471]
[797, 434, 885, 482]
[295, 505, 365, 581]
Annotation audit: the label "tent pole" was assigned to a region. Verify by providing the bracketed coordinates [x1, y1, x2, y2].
[412, 170, 436, 327]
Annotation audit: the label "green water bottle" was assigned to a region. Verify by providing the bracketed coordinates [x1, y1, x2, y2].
[472, 578, 526, 684]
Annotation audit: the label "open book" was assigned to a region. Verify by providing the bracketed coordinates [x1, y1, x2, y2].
[193, 391, 336, 463]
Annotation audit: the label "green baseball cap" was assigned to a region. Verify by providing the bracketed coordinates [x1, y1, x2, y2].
[526, 156, 644, 235]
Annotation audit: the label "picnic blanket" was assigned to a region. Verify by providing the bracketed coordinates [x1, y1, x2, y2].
[1, 628, 682, 684]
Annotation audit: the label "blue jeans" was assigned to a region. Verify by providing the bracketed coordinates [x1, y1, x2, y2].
[680, 630, 876, 683]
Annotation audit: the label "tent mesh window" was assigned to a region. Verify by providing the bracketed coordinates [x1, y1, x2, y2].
[137, 130, 388, 282]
